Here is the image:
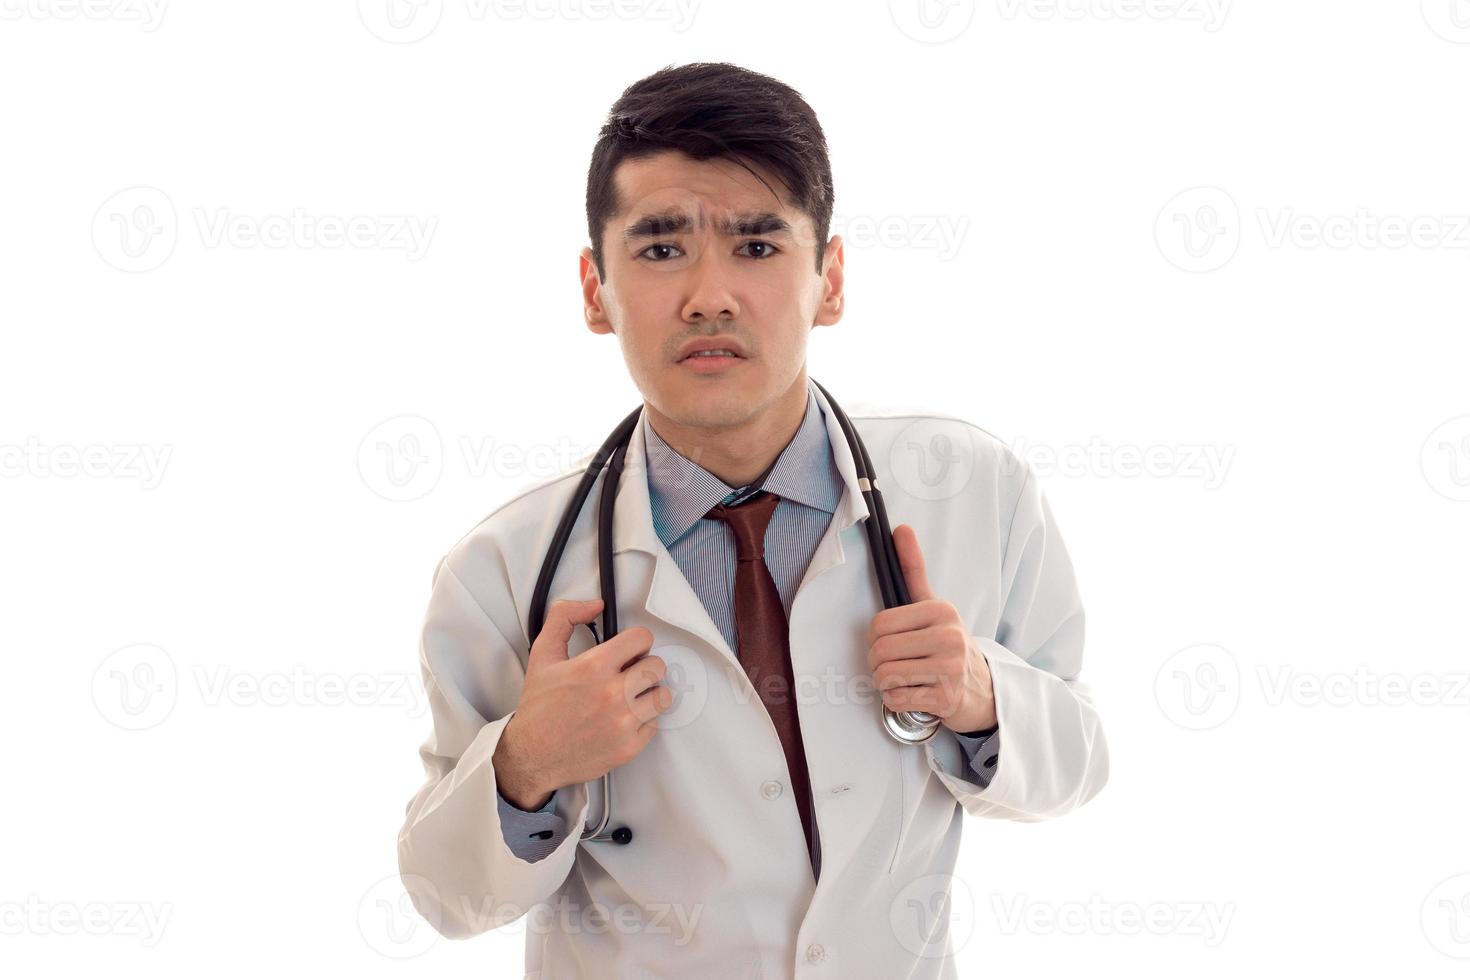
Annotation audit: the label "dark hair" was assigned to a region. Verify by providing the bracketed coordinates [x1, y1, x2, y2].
[585, 62, 834, 282]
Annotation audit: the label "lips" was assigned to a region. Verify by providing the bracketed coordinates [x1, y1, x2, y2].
[680, 350, 744, 361]
[677, 337, 747, 361]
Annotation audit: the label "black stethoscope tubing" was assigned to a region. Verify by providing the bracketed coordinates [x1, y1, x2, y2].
[525, 379, 938, 845]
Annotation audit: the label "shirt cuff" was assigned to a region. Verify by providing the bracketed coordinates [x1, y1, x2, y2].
[951, 726, 1001, 789]
[496, 786, 568, 863]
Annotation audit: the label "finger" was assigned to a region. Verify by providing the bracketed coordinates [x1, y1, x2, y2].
[629, 683, 674, 725]
[530, 598, 604, 664]
[620, 655, 667, 700]
[875, 658, 948, 693]
[588, 626, 655, 674]
[867, 601, 945, 651]
[891, 524, 934, 602]
[868, 621, 950, 673]
[881, 683, 944, 714]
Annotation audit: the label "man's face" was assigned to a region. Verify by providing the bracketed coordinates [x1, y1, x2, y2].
[580, 150, 844, 431]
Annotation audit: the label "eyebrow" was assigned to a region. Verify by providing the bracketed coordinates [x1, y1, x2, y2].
[621, 209, 793, 243]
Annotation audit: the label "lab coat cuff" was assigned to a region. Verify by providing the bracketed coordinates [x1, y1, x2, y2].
[933, 634, 1106, 820]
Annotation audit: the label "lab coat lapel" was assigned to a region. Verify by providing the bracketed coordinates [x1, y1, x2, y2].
[606, 380, 874, 672]
[608, 409, 741, 672]
[795, 379, 872, 591]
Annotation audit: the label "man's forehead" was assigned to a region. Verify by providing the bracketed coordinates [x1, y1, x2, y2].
[611, 152, 800, 224]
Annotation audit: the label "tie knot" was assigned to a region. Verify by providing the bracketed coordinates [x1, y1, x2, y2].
[704, 490, 780, 562]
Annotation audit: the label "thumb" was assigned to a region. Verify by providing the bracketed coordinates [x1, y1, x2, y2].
[530, 598, 604, 666]
[891, 524, 934, 602]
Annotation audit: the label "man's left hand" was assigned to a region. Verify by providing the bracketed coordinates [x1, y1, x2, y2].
[866, 523, 997, 733]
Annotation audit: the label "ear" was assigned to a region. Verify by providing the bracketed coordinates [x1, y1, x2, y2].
[813, 234, 844, 327]
[580, 246, 613, 335]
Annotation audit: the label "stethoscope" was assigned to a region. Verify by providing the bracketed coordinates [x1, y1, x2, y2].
[526, 379, 940, 846]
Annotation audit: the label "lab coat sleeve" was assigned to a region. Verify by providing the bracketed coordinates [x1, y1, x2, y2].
[396, 553, 590, 939]
[925, 459, 1109, 821]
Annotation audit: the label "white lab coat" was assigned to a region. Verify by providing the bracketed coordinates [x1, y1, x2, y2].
[396, 382, 1109, 979]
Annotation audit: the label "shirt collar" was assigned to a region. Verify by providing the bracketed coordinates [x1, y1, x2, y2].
[642, 379, 843, 549]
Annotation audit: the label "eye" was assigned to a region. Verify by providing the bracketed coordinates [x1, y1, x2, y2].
[740, 241, 781, 260]
[638, 243, 683, 262]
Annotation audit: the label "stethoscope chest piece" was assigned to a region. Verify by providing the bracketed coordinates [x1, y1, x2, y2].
[882, 708, 941, 744]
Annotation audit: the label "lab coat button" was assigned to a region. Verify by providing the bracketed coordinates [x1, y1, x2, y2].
[805, 943, 825, 963]
[761, 779, 783, 800]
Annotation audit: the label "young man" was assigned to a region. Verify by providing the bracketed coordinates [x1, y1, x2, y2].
[396, 62, 1108, 979]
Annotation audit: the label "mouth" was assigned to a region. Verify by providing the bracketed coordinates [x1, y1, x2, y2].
[677, 350, 747, 373]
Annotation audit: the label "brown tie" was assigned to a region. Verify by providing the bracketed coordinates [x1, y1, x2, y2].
[704, 490, 817, 879]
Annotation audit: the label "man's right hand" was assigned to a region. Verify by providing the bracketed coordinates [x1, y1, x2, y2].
[493, 598, 673, 810]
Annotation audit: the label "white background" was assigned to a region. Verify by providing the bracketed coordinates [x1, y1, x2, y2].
[3, 0, 1469, 976]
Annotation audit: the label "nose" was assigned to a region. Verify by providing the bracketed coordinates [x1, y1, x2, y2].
[680, 247, 740, 324]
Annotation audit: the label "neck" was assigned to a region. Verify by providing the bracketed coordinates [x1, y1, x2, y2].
[645, 368, 810, 489]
